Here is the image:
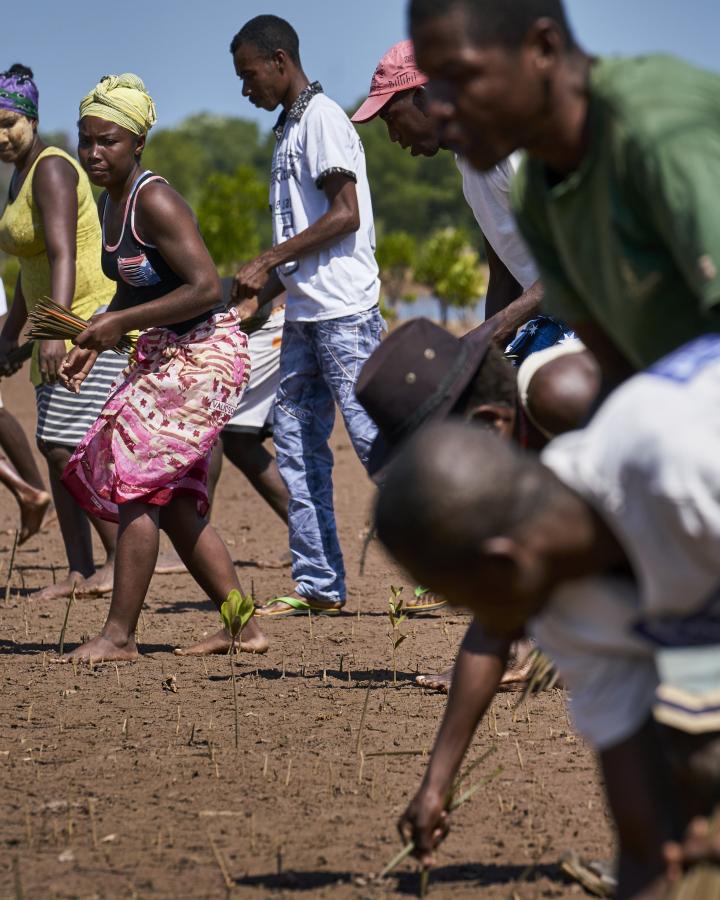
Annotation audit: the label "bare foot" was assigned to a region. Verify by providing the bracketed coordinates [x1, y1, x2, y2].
[415, 668, 453, 694]
[18, 489, 52, 546]
[175, 621, 269, 656]
[154, 550, 187, 575]
[174, 627, 234, 656]
[31, 571, 85, 601]
[75, 562, 114, 597]
[63, 634, 139, 663]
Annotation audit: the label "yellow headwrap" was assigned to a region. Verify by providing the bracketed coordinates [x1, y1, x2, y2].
[79, 73, 157, 136]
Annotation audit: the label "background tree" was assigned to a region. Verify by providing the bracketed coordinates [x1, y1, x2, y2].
[414, 228, 485, 325]
[142, 115, 272, 208]
[375, 230, 416, 308]
[195, 165, 270, 274]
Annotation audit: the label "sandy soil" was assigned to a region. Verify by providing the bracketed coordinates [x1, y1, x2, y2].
[0, 366, 612, 898]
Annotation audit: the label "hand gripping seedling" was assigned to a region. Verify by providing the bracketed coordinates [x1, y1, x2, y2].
[380, 745, 502, 896]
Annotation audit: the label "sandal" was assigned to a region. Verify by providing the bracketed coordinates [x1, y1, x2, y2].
[560, 851, 616, 897]
[254, 595, 343, 618]
[406, 586, 448, 614]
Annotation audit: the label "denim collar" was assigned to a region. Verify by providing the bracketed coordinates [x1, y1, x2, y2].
[273, 81, 323, 141]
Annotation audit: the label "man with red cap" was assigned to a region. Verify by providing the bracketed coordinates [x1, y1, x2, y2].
[353, 40, 566, 355]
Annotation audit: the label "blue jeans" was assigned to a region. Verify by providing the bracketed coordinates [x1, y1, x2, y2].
[274, 307, 383, 603]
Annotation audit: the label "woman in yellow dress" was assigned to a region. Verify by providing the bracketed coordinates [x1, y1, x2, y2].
[0, 63, 125, 599]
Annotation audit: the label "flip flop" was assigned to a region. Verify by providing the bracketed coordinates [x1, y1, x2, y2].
[254, 596, 343, 618]
[405, 586, 448, 614]
[560, 851, 616, 897]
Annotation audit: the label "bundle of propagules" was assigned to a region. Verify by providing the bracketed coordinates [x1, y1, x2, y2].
[26, 297, 135, 355]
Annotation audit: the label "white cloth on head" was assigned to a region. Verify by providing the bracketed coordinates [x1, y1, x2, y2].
[455, 153, 538, 291]
[516, 337, 586, 437]
[532, 343, 720, 750]
[271, 93, 380, 322]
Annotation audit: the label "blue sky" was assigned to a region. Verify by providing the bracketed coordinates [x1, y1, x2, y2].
[5, 0, 719, 136]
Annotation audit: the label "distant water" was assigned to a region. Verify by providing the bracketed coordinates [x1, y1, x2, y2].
[393, 294, 487, 325]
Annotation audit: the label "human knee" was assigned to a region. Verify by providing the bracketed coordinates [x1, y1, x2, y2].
[36, 438, 71, 469]
[160, 495, 207, 531]
[222, 432, 267, 474]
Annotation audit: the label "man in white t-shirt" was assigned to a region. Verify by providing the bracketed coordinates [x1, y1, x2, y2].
[230, 15, 383, 615]
[352, 40, 548, 349]
[375, 335, 720, 898]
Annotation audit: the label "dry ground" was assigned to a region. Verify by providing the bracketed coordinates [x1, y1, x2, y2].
[0, 368, 612, 899]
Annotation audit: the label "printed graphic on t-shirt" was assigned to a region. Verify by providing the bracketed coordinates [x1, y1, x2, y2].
[271, 150, 301, 184]
[280, 209, 294, 238]
[117, 253, 161, 288]
[272, 197, 299, 275]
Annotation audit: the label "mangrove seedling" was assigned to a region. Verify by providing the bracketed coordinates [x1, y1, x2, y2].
[219, 589, 255, 749]
[380, 746, 502, 893]
[387, 585, 407, 684]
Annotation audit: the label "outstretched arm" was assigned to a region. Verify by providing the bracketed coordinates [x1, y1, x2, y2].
[399, 619, 510, 866]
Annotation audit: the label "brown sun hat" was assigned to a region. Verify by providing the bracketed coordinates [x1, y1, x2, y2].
[356, 317, 497, 481]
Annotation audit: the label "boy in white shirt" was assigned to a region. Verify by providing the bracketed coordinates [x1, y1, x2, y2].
[375, 334, 720, 898]
[230, 15, 383, 614]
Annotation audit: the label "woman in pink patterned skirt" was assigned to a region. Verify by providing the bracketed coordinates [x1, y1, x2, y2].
[59, 73, 268, 661]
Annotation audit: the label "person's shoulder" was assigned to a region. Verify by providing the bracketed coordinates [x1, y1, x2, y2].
[34, 147, 80, 178]
[32, 147, 80, 193]
[310, 91, 346, 115]
[305, 92, 354, 129]
[594, 54, 720, 148]
[138, 174, 178, 202]
[136, 175, 193, 223]
[560, 365, 693, 479]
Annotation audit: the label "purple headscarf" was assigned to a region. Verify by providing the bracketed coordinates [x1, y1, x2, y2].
[0, 67, 39, 119]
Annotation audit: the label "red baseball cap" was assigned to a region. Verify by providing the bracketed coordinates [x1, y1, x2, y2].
[351, 40, 429, 124]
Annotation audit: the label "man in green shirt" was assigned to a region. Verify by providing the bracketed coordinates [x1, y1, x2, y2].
[409, 0, 720, 384]
[395, 0, 720, 895]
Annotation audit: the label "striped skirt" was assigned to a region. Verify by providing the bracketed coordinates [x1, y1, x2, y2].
[35, 350, 128, 448]
[62, 309, 250, 523]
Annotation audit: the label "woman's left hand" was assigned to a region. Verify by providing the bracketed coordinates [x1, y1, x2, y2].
[59, 347, 99, 394]
[74, 311, 125, 352]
